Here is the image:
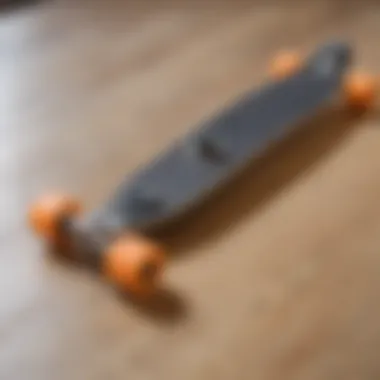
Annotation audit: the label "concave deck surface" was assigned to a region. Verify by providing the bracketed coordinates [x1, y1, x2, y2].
[102, 43, 351, 229]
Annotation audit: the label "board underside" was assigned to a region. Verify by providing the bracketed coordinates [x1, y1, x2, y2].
[92, 42, 352, 230]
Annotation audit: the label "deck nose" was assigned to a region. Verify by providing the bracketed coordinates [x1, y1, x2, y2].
[308, 41, 353, 77]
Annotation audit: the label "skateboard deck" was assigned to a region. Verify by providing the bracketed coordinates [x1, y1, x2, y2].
[84, 42, 352, 234]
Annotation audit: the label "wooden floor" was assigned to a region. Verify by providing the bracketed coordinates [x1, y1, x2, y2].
[2, 1, 380, 379]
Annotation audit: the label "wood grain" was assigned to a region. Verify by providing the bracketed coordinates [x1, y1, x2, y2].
[1, 1, 380, 379]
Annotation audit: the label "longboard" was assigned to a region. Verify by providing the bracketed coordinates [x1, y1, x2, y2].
[31, 41, 373, 298]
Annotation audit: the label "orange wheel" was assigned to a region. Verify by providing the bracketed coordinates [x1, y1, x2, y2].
[103, 233, 166, 298]
[343, 72, 378, 111]
[28, 193, 81, 242]
[269, 50, 303, 80]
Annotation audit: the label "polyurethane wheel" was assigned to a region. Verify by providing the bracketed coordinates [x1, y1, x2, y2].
[269, 50, 303, 80]
[28, 193, 81, 242]
[343, 72, 378, 111]
[103, 233, 166, 298]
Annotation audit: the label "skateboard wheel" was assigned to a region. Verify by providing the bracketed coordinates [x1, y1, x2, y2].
[103, 233, 166, 297]
[28, 193, 81, 242]
[269, 50, 303, 80]
[343, 72, 378, 111]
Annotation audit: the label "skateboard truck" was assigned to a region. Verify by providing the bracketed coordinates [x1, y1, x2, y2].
[28, 41, 378, 299]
